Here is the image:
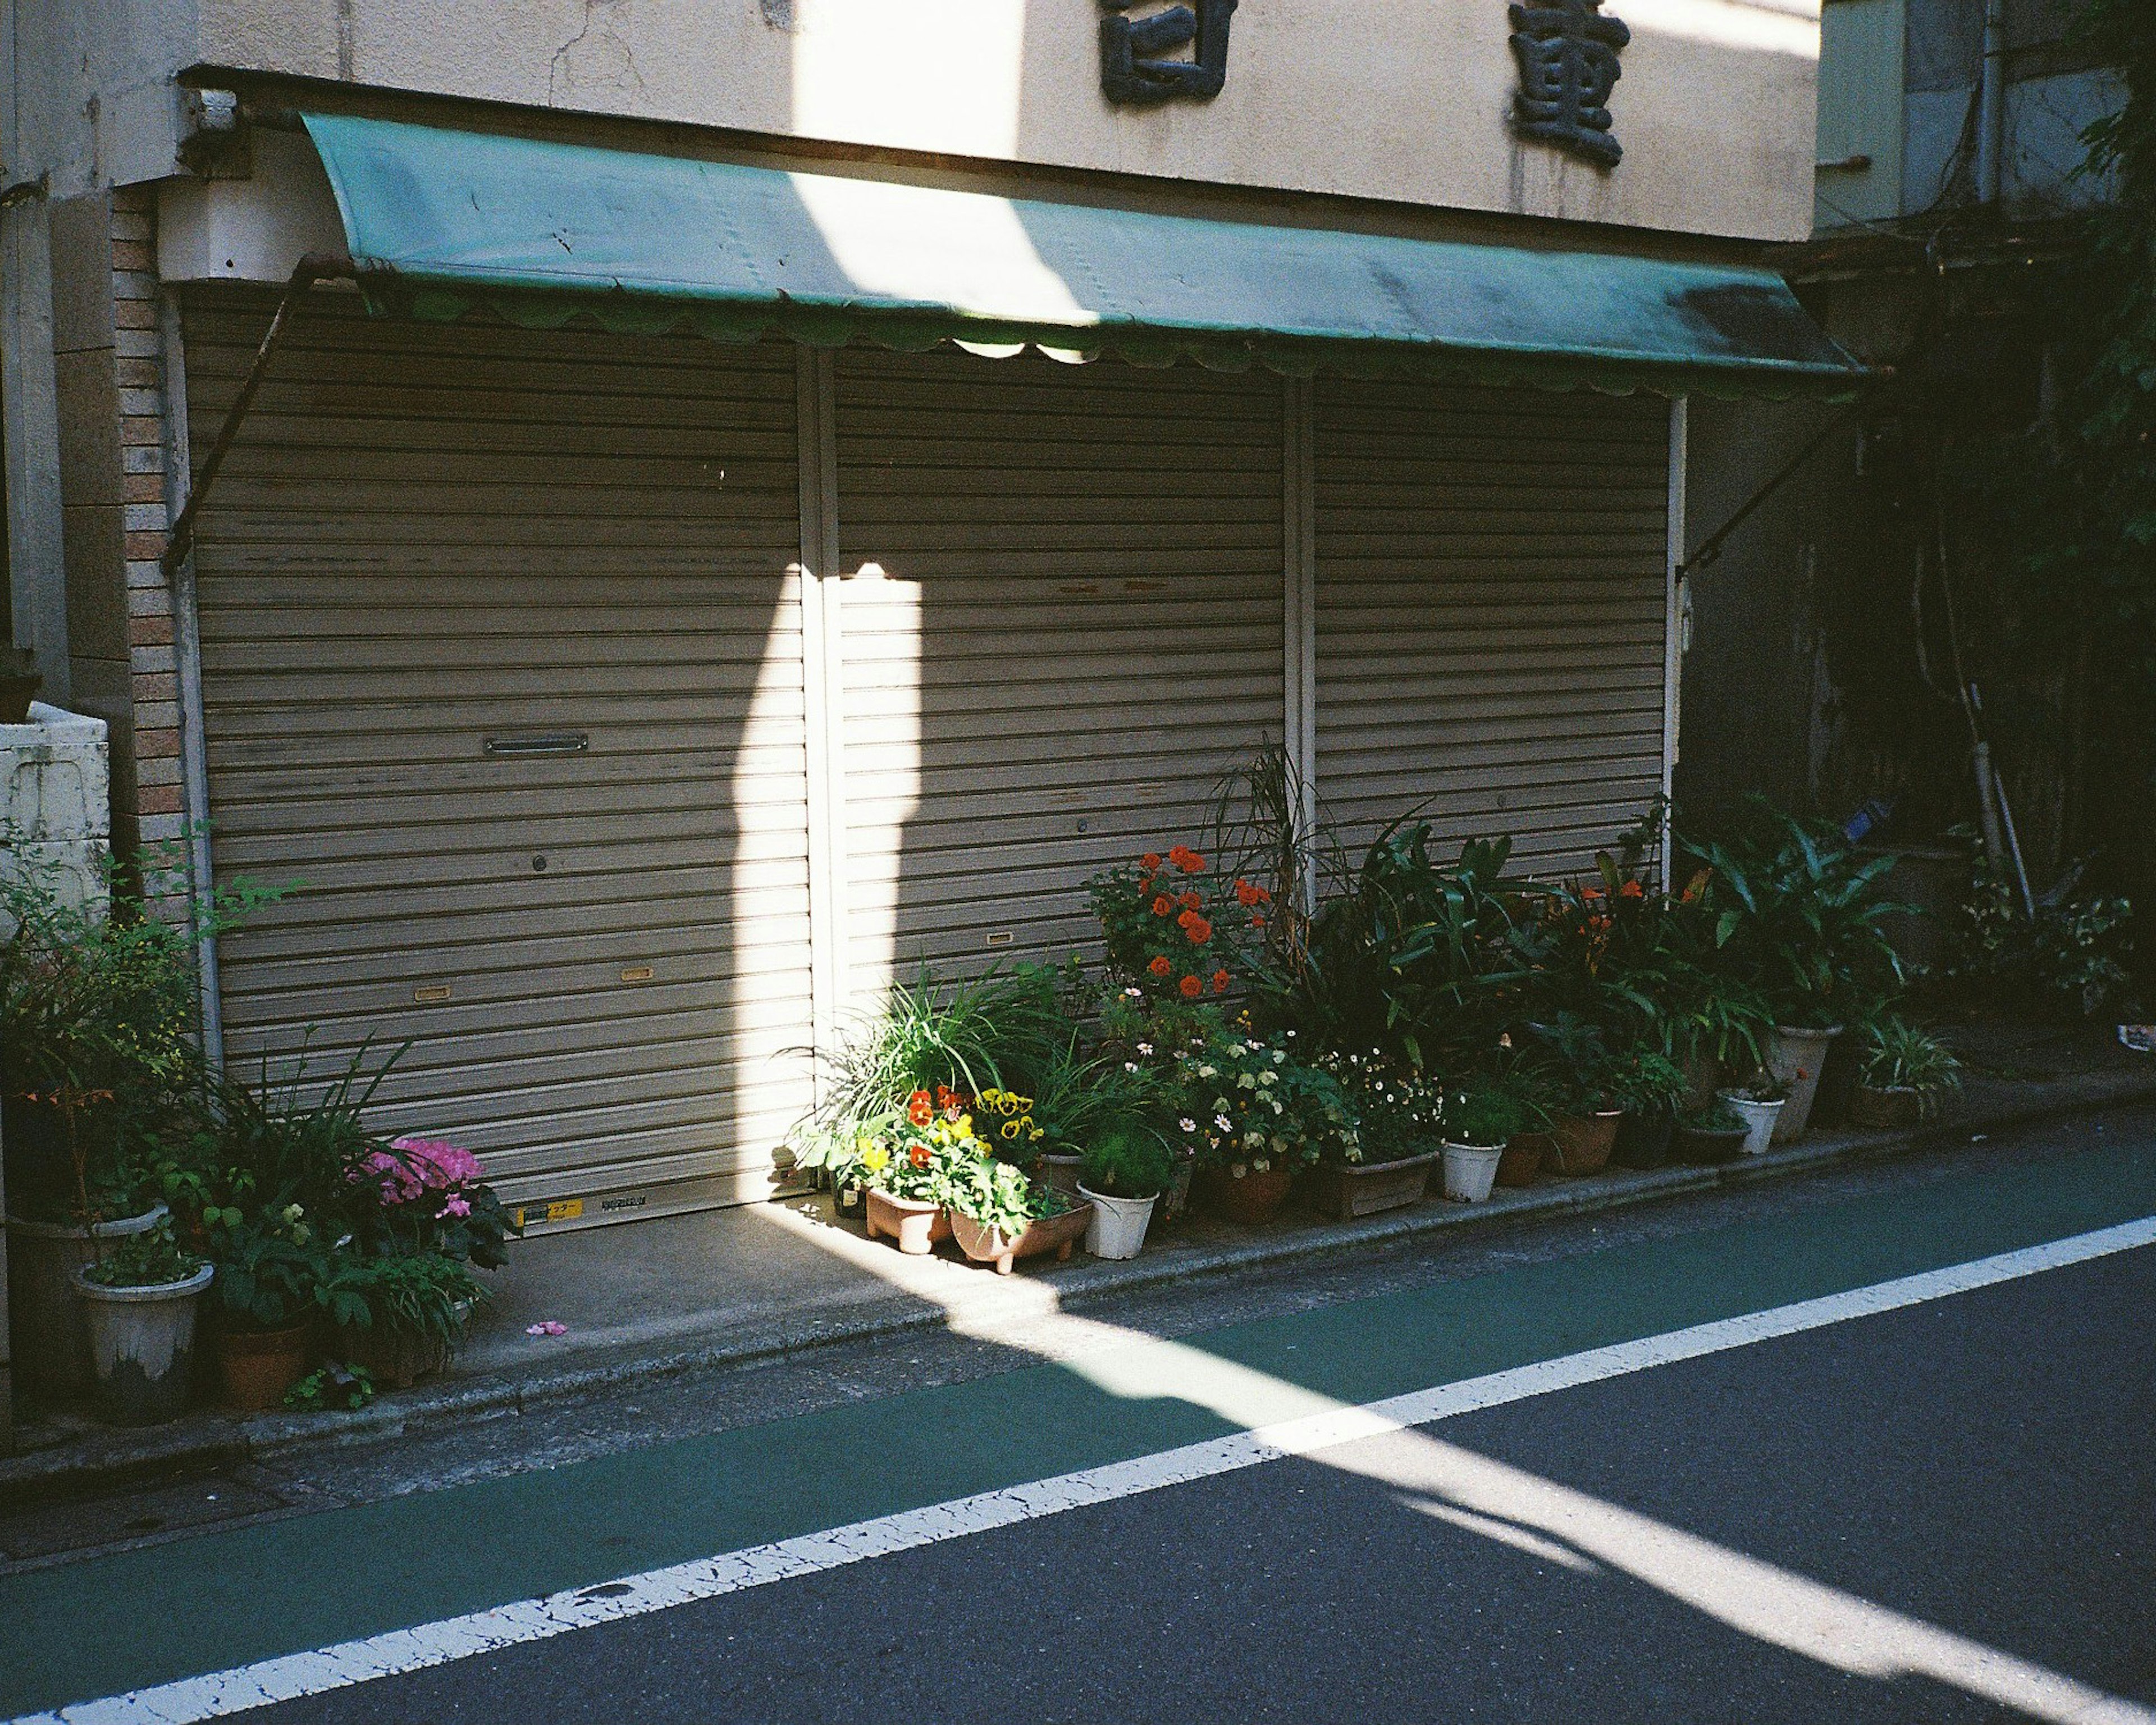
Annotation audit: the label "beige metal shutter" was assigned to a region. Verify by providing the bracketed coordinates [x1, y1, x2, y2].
[835, 349, 1284, 995]
[182, 291, 814, 1221]
[1314, 378, 1669, 879]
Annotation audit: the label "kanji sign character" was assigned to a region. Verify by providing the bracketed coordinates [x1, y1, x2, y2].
[1100, 0, 1237, 106]
[1509, 0, 1632, 168]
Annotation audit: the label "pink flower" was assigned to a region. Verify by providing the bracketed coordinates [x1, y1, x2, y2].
[525, 1320, 567, 1338]
[437, 1194, 472, 1220]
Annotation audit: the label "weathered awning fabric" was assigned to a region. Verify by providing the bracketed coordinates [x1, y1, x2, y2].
[303, 113, 1863, 399]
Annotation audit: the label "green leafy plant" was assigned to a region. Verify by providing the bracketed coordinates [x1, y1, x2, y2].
[1444, 1083, 1529, 1149]
[322, 1251, 483, 1346]
[1168, 1029, 1356, 1176]
[1080, 1123, 1176, 1199]
[80, 1216, 203, 1289]
[1680, 1099, 1747, 1134]
[1598, 1046, 1689, 1116]
[1088, 843, 1248, 1006]
[943, 1152, 1063, 1238]
[1679, 804, 1906, 1032]
[1949, 854, 2135, 1021]
[284, 1362, 376, 1413]
[1861, 1017, 1963, 1110]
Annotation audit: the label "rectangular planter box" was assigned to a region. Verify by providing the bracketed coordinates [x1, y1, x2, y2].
[1305, 1150, 1439, 1221]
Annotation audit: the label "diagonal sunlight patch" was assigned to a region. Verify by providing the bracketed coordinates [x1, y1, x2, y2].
[1400, 1496, 1604, 1574]
[19, 1216, 2155, 1725]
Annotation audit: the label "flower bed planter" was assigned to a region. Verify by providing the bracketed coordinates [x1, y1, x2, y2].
[864, 1189, 952, 1256]
[1720, 1094, 1784, 1156]
[72, 1261, 213, 1426]
[1078, 1185, 1158, 1259]
[6, 1204, 167, 1398]
[950, 1203, 1092, 1275]
[1765, 1026, 1840, 1143]
[214, 1317, 317, 1412]
[1674, 1120, 1748, 1165]
[1549, 1111, 1623, 1176]
[1496, 1132, 1551, 1188]
[337, 1320, 448, 1391]
[1306, 1150, 1439, 1221]
[1441, 1142, 1504, 1204]
[1610, 1110, 1675, 1170]
[1848, 1083, 1924, 1129]
[1196, 1166, 1296, 1225]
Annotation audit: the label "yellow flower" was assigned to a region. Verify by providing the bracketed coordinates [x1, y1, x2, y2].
[1000, 1120, 1021, 1140]
[956, 1115, 975, 1139]
[860, 1144, 890, 1175]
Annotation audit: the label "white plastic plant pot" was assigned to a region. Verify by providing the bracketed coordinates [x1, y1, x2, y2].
[1077, 1184, 1158, 1260]
[71, 1261, 214, 1426]
[1720, 1093, 1785, 1156]
[1441, 1142, 1504, 1203]
[1765, 1025, 1840, 1143]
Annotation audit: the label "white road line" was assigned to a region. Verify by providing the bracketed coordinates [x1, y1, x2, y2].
[20, 1214, 2156, 1725]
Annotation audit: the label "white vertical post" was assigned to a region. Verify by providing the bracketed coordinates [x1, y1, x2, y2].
[797, 347, 846, 1096]
[1662, 395, 1689, 894]
[159, 290, 224, 1069]
[1, 198, 70, 696]
[1282, 374, 1317, 909]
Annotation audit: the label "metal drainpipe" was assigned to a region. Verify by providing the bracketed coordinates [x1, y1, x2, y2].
[1977, 0, 2008, 207]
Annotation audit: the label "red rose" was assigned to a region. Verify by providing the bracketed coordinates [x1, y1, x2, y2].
[1185, 917, 1213, 944]
[1141, 852, 1163, 871]
[1250, 913, 1267, 930]
[1149, 955, 1173, 978]
[1179, 975, 1203, 998]
[1179, 891, 1202, 911]
[1153, 896, 1172, 916]
[1211, 969, 1230, 993]
[1179, 851, 1207, 874]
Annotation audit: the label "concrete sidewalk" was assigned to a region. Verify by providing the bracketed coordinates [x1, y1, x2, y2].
[7, 1020, 2154, 1499]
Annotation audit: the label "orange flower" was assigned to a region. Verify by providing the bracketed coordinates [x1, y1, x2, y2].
[1211, 969, 1230, 993]
[1141, 852, 1163, 871]
[1250, 913, 1267, 930]
[1232, 879, 1271, 908]
[1149, 955, 1173, 978]
[1167, 845, 1194, 869]
[908, 1143, 931, 1169]
[1152, 896, 1172, 917]
[907, 1089, 933, 1126]
[1179, 974, 1203, 998]
[1179, 850, 1207, 874]
[1179, 891, 1203, 911]
[1185, 917, 1213, 944]
[1620, 879, 1645, 900]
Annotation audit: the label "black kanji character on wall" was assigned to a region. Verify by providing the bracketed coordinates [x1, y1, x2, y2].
[1100, 0, 1238, 106]
[1509, 0, 1632, 168]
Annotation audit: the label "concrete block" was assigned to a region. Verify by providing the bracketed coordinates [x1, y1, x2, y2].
[0, 838, 113, 924]
[0, 702, 110, 842]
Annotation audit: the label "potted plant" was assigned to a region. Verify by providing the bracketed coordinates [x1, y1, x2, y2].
[1522, 1017, 1623, 1177]
[1604, 1047, 1689, 1170]
[71, 1216, 214, 1425]
[1308, 1051, 1441, 1219]
[946, 1151, 1088, 1275]
[195, 1201, 326, 1412]
[1764, 1021, 1840, 1144]
[1077, 1124, 1174, 1259]
[861, 1094, 971, 1254]
[323, 1249, 484, 1389]
[1673, 1099, 1750, 1164]
[1850, 1017, 1963, 1128]
[1179, 1032, 1353, 1224]
[1441, 1085, 1525, 1203]
[1716, 1073, 1787, 1156]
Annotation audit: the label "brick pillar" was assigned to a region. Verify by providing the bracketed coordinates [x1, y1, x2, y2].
[50, 185, 189, 911]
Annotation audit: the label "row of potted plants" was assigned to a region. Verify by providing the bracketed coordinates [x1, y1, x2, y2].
[2, 846, 517, 1426]
[792, 791, 1966, 1267]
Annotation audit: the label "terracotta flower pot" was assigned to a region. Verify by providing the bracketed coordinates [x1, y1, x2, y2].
[1305, 1150, 1438, 1221]
[214, 1317, 317, 1412]
[949, 1203, 1091, 1274]
[1496, 1132, 1551, 1188]
[1198, 1165, 1295, 1225]
[1549, 1111, 1623, 1176]
[864, 1189, 952, 1256]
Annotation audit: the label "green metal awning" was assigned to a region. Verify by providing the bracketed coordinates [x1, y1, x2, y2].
[302, 113, 1863, 399]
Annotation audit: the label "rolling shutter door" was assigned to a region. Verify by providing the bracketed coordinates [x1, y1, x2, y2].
[1314, 379, 1669, 878]
[835, 349, 1284, 995]
[183, 293, 815, 1220]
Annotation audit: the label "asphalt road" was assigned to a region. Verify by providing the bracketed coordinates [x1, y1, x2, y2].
[8, 1108, 2156, 1724]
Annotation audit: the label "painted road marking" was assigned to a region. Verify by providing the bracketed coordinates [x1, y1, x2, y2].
[20, 1211, 2156, 1725]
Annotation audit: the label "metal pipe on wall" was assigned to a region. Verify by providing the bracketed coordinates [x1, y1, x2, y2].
[1977, 0, 2008, 206]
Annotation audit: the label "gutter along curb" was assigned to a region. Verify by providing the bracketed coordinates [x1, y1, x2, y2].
[8, 1064, 2156, 1504]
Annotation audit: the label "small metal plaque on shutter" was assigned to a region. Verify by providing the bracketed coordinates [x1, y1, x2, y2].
[485, 732, 588, 758]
